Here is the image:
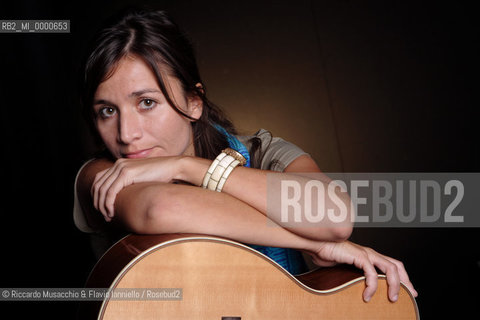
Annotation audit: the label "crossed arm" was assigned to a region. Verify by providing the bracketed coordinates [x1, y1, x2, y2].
[77, 154, 417, 302]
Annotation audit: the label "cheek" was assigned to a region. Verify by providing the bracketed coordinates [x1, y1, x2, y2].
[96, 122, 114, 141]
[96, 121, 119, 150]
[149, 112, 193, 149]
[173, 113, 193, 138]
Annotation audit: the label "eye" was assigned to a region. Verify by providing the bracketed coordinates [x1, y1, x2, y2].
[139, 98, 156, 110]
[98, 106, 116, 118]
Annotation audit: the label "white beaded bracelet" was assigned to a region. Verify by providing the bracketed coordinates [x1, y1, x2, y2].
[202, 148, 246, 192]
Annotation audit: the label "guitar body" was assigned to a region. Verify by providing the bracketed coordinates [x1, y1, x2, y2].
[81, 234, 419, 319]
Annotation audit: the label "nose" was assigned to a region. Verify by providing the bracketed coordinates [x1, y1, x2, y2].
[117, 109, 142, 144]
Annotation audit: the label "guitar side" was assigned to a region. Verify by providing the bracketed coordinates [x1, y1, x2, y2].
[79, 234, 420, 319]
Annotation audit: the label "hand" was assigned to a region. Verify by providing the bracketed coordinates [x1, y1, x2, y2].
[91, 156, 181, 220]
[305, 240, 418, 302]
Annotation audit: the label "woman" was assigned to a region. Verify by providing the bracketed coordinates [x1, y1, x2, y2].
[73, 8, 417, 303]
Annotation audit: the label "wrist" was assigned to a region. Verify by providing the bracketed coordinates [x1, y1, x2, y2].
[301, 238, 323, 253]
[176, 156, 211, 186]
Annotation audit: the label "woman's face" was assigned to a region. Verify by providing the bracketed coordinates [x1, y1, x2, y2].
[93, 55, 202, 159]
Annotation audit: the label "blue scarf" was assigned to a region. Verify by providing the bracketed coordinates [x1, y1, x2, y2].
[214, 125, 306, 275]
[213, 125, 251, 167]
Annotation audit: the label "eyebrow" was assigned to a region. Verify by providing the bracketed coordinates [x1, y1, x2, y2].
[93, 99, 116, 107]
[128, 88, 162, 97]
[93, 89, 162, 106]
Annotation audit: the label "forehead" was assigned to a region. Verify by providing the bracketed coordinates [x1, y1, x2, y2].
[95, 56, 158, 96]
[94, 55, 184, 102]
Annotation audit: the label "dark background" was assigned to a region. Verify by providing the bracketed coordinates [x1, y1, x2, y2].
[0, 0, 478, 318]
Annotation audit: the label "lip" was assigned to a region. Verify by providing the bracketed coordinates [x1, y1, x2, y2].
[122, 148, 155, 159]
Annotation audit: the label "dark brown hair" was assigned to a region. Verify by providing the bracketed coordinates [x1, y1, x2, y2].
[81, 7, 236, 160]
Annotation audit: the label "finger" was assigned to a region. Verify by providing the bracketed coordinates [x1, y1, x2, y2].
[105, 161, 137, 217]
[328, 242, 378, 302]
[392, 262, 417, 297]
[376, 254, 418, 298]
[100, 160, 138, 218]
[91, 168, 112, 218]
[95, 165, 123, 219]
[98, 165, 126, 218]
[362, 263, 378, 302]
[369, 254, 400, 302]
[104, 175, 129, 218]
[351, 254, 378, 302]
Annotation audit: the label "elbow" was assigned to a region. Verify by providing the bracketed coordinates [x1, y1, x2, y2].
[303, 224, 352, 242]
[331, 206, 354, 242]
[330, 224, 353, 242]
[141, 185, 183, 234]
[316, 197, 354, 242]
[115, 183, 182, 234]
[302, 179, 353, 242]
[328, 191, 354, 241]
[141, 196, 177, 234]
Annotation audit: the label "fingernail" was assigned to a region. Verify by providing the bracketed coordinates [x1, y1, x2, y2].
[392, 295, 398, 302]
[364, 296, 370, 302]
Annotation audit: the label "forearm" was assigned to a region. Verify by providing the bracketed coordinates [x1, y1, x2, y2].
[114, 182, 317, 251]
[176, 156, 353, 241]
[84, 155, 352, 242]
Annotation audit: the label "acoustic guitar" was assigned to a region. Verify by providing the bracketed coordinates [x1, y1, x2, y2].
[79, 234, 419, 319]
